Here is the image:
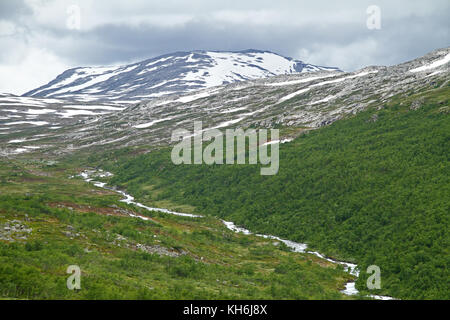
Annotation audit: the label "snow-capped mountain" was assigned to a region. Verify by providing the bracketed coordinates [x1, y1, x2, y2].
[1, 47, 448, 156]
[24, 50, 340, 103]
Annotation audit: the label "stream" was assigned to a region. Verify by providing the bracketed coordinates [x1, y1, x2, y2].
[80, 169, 394, 300]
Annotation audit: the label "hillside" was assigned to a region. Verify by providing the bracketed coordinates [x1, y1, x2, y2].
[98, 86, 449, 299]
[0, 159, 354, 299]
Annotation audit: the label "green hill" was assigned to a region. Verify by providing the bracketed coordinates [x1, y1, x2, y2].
[104, 86, 450, 299]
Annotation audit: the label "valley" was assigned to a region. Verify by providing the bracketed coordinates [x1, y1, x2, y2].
[0, 47, 448, 300]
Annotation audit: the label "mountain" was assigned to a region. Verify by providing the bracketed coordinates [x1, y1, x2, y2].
[1, 48, 448, 155]
[0, 48, 448, 300]
[1, 47, 448, 152]
[23, 50, 340, 103]
[36, 48, 450, 153]
[78, 47, 447, 299]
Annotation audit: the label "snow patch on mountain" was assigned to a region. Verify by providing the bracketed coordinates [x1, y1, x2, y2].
[24, 50, 340, 102]
[410, 52, 450, 73]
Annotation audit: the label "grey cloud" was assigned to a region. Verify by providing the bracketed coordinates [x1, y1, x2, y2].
[0, 0, 449, 94]
[39, 8, 448, 71]
[0, 0, 32, 20]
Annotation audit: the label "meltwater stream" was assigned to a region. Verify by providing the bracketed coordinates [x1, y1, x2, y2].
[80, 169, 394, 300]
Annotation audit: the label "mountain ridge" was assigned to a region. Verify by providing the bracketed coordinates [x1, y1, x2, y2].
[23, 49, 340, 103]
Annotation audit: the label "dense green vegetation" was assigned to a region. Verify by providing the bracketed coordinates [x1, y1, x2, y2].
[104, 88, 450, 299]
[0, 161, 352, 299]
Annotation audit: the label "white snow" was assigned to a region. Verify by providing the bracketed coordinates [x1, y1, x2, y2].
[186, 53, 198, 63]
[265, 74, 336, 87]
[24, 108, 56, 115]
[62, 104, 124, 111]
[220, 106, 248, 114]
[3, 97, 43, 106]
[410, 52, 450, 73]
[176, 89, 219, 104]
[262, 139, 292, 146]
[311, 95, 336, 105]
[146, 56, 172, 67]
[3, 121, 49, 126]
[211, 117, 246, 129]
[0, 96, 64, 108]
[137, 66, 159, 75]
[31, 72, 88, 95]
[47, 65, 139, 96]
[10, 146, 41, 154]
[277, 70, 378, 104]
[147, 80, 172, 90]
[278, 88, 311, 103]
[8, 138, 27, 143]
[426, 70, 443, 77]
[181, 51, 298, 87]
[56, 109, 107, 118]
[11, 148, 28, 154]
[133, 117, 174, 129]
[311, 70, 378, 87]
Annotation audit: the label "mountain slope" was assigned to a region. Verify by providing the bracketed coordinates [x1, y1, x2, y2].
[0, 160, 353, 300]
[55, 49, 450, 152]
[0, 95, 125, 153]
[101, 85, 450, 299]
[23, 50, 339, 103]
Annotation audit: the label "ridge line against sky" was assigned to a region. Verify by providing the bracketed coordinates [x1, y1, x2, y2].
[0, 0, 449, 95]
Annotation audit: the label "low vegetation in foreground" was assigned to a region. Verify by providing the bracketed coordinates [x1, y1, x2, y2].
[0, 160, 353, 299]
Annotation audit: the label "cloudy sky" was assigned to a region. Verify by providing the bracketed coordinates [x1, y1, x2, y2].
[0, 0, 448, 95]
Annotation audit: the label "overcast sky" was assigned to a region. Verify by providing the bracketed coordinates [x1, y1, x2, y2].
[0, 0, 448, 95]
